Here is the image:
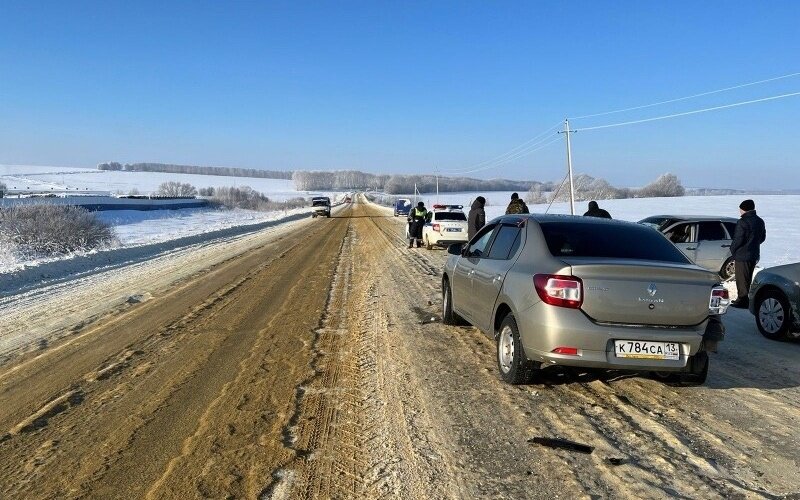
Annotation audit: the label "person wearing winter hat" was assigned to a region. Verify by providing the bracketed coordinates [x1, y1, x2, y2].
[583, 200, 612, 219]
[729, 199, 766, 307]
[505, 192, 529, 215]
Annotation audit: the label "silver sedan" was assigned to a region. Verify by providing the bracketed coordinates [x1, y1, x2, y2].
[442, 214, 729, 385]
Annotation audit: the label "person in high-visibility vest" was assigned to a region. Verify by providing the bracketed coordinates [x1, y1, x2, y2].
[407, 202, 430, 248]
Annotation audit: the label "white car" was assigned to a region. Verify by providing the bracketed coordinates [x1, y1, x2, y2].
[422, 205, 469, 250]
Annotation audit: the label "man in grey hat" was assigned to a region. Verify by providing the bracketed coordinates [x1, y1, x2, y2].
[729, 199, 766, 308]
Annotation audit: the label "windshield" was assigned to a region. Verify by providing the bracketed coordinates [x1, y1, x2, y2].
[639, 215, 673, 231]
[312, 199, 329, 207]
[434, 212, 466, 221]
[540, 221, 690, 263]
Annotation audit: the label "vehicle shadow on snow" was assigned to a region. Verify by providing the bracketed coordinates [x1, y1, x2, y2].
[517, 355, 800, 391]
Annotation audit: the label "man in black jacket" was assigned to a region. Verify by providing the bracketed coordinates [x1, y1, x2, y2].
[468, 196, 486, 240]
[583, 200, 611, 219]
[730, 199, 766, 307]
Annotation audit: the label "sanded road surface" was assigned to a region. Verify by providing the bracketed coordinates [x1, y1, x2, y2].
[1, 197, 798, 499]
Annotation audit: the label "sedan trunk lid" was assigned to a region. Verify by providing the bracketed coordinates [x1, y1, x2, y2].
[564, 258, 718, 326]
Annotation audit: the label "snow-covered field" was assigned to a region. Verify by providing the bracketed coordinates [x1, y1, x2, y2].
[0, 164, 330, 201]
[408, 191, 799, 269]
[95, 206, 311, 247]
[0, 165, 352, 275]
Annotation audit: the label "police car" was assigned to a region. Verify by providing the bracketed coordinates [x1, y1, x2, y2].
[422, 204, 469, 250]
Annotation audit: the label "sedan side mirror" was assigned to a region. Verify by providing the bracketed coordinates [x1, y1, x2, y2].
[448, 243, 465, 256]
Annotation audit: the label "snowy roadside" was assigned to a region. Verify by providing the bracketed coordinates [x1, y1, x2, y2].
[0, 206, 319, 297]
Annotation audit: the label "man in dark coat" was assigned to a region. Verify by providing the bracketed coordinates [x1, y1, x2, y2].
[407, 201, 430, 248]
[583, 200, 611, 218]
[505, 192, 529, 215]
[468, 196, 486, 240]
[730, 199, 766, 307]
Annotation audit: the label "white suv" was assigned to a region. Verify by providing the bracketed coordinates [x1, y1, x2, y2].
[423, 205, 469, 250]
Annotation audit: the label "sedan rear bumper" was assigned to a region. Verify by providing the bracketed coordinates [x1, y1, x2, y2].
[517, 304, 708, 371]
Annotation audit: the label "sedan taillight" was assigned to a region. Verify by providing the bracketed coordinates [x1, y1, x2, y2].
[432, 223, 441, 232]
[534, 274, 583, 308]
[709, 285, 730, 315]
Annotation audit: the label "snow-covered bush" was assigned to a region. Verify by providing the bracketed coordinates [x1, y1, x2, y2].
[364, 193, 396, 207]
[637, 173, 685, 198]
[156, 181, 197, 197]
[0, 205, 117, 256]
[210, 186, 307, 211]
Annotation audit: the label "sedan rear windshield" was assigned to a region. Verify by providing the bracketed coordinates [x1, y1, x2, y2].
[435, 212, 467, 221]
[540, 221, 690, 263]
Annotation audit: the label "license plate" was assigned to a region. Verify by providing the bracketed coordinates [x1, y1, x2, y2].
[614, 340, 680, 360]
[446, 228, 462, 232]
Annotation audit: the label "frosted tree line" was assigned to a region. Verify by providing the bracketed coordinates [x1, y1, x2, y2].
[292, 170, 544, 194]
[529, 173, 685, 204]
[97, 162, 292, 180]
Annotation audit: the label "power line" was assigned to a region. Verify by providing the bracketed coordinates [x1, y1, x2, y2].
[544, 172, 570, 214]
[575, 91, 800, 132]
[451, 135, 562, 175]
[442, 121, 562, 174]
[570, 71, 800, 120]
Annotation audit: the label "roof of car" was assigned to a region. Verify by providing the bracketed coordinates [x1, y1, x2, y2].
[432, 204, 464, 211]
[643, 215, 739, 223]
[498, 213, 643, 228]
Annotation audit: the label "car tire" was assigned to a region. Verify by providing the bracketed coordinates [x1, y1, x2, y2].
[442, 278, 465, 326]
[496, 314, 536, 385]
[425, 236, 432, 250]
[755, 290, 793, 341]
[678, 350, 708, 386]
[720, 258, 735, 280]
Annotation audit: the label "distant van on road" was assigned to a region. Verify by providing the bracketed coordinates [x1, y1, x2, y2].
[394, 198, 411, 217]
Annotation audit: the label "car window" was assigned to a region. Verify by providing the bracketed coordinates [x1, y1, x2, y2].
[666, 223, 694, 243]
[487, 225, 521, 260]
[467, 224, 497, 258]
[434, 212, 467, 221]
[697, 221, 726, 241]
[540, 221, 690, 263]
[723, 222, 737, 239]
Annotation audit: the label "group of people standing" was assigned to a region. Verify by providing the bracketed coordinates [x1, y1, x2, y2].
[467, 193, 612, 238]
[416, 194, 766, 308]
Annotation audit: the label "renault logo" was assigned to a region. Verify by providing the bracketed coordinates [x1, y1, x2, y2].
[647, 283, 658, 297]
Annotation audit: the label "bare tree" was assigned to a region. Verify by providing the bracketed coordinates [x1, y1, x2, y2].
[0, 181, 6, 198]
[156, 181, 197, 197]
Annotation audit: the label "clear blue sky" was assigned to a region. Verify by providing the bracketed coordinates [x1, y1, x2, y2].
[1, 1, 799, 189]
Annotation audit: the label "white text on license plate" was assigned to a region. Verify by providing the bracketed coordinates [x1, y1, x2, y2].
[614, 340, 680, 360]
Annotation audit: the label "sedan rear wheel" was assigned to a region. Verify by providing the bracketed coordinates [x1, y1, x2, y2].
[496, 314, 536, 384]
[720, 258, 736, 280]
[678, 350, 708, 386]
[756, 290, 793, 340]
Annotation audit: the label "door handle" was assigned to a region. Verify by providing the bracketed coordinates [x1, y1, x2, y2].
[721, 244, 731, 248]
[468, 270, 475, 275]
[686, 247, 696, 250]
